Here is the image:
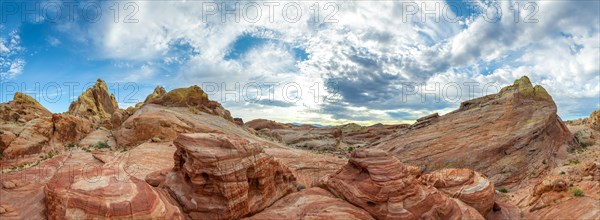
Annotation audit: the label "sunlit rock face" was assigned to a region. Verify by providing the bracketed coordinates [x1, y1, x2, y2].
[144, 85, 233, 122]
[371, 76, 573, 185]
[67, 79, 119, 122]
[0, 92, 52, 123]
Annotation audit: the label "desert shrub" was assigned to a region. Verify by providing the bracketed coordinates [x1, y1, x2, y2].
[66, 142, 77, 149]
[40, 151, 57, 160]
[95, 141, 110, 149]
[47, 151, 56, 158]
[570, 187, 584, 197]
[347, 146, 354, 152]
[498, 187, 508, 193]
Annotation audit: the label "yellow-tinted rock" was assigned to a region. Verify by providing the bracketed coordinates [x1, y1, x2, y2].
[144, 85, 233, 121]
[0, 92, 52, 123]
[67, 79, 118, 120]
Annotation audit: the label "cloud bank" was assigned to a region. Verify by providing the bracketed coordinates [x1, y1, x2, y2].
[4, 0, 599, 124]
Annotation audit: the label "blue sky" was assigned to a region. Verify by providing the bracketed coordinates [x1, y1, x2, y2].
[1, 0, 599, 125]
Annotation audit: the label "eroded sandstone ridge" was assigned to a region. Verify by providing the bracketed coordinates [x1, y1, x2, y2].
[164, 133, 297, 219]
[371, 76, 573, 184]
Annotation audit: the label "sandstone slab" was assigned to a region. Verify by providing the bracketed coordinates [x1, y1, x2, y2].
[245, 187, 375, 220]
[45, 167, 183, 219]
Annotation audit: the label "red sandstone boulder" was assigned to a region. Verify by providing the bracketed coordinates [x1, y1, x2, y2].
[326, 149, 485, 220]
[108, 108, 131, 129]
[531, 175, 569, 200]
[146, 169, 170, 187]
[3, 118, 53, 158]
[0, 131, 16, 155]
[44, 167, 183, 219]
[164, 133, 297, 219]
[2, 114, 93, 159]
[419, 168, 496, 216]
[50, 114, 94, 144]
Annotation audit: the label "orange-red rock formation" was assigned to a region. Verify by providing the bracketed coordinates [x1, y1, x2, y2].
[44, 167, 183, 219]
[67, 79, 119, 121]
[164, 133, 297, 219]
[419, 168, 495, 216]
[144, 85, 233, 121]
[326, 149, 485, 220]
[2, 114, 93, 159]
